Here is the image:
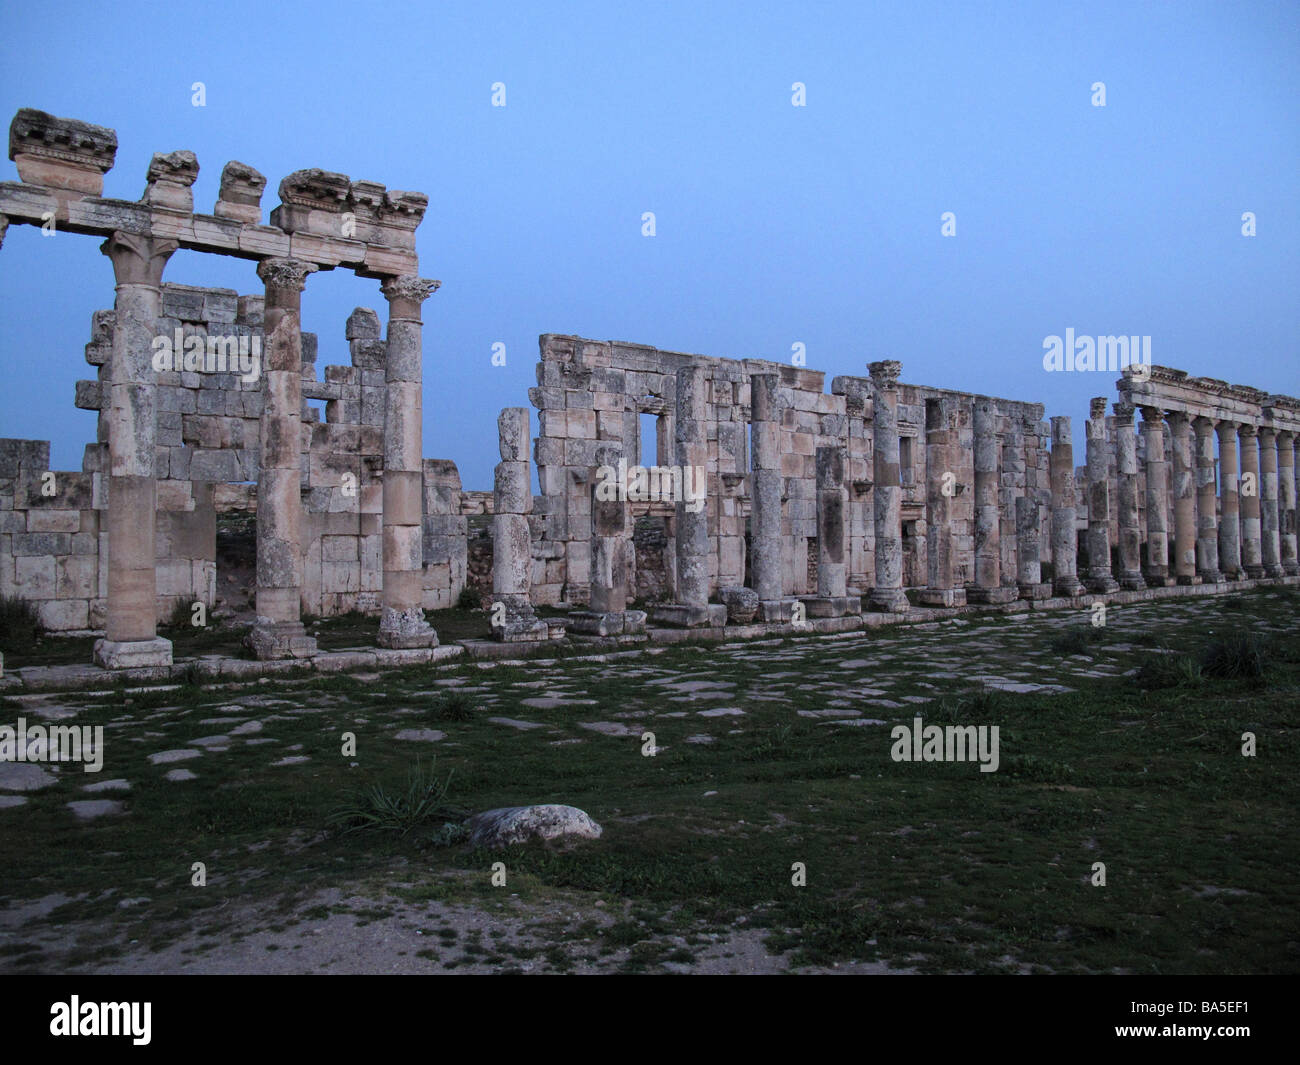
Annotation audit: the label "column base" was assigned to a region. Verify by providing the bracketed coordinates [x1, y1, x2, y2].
[1018, 582, 1053, 601]
[651, 603, 727, 628]
[1284, 562, 1300, 577]
[1143, 572, 1173, 588]
[1263, 564, 1285, 579]
[567, 610, 647, 636]
[1243, 565, 1266, 579]
[717, 586, 759, 623]
[93, 636, 173, 670]
[1197, 570, 1224, 585]
[966, 585, 1019, 604]
[1053, 578, 1086, 598]
[918, 587, 967, 607]
[868, 588, 910, 613]
[491, 594, 555, 642]
[757, 598, 800, 623]
[377, 606, 439, 649]
[1085, 573, 1120, 594]
[248, 620, 317, 660]
[800, 595, 862, 618]
[1117, 571, 1146, 590]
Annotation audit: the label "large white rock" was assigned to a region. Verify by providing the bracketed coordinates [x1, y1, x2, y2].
[465, 804, 602, 849]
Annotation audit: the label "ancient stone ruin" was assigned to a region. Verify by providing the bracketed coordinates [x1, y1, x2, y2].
[2, 109, 1298, 674]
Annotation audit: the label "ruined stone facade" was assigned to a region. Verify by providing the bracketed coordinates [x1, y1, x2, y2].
[3, 108, 1298, 672]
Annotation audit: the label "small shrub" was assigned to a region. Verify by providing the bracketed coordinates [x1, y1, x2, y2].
[1049, 625, 1104, 656]
[430, 690, 475, 722]
[1200, 631, 1268, 681]
[327, 760, 461, 836]
[1134, 652, 1203, 690]
[456, 586, 481, 610]
[428, 821, 469, 848]
[0, 596, 42, 647]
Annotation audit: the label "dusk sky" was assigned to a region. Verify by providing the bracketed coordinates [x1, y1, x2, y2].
[1, 0, 1296, 489]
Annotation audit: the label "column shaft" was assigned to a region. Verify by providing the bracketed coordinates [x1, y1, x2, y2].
[1259, 427, 1283, 577]
[1050, 416, 1084, 596]
[249, 257, 317, 659]
[1193, 417, 1222, 582]
[1085, 397, 1119, 592]
[1217, 422, 1242, 579]
[1114, 403, 1145, 589]
[378, 276, 440, 648]
[1141, 407, 1170, 585]
[1239, 425, 1263, 578]
[94, 232, 178, 669]
[1168, 411, 1197, 584]
[868, 361, 908, 612]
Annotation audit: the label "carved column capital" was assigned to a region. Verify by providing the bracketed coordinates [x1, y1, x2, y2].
[867, 359, 902, 387]
[99, 230, 178, 286]
[257, 256, 318, 293]
[381, 274, 440, 307]
[1112, 401, 1136, 425]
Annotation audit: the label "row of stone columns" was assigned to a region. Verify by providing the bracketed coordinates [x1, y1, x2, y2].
[93, 231, 441, 667]
[1102, 408, 1299, 588]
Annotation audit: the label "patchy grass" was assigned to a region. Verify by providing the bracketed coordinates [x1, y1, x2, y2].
[1, 587, 1297, 973]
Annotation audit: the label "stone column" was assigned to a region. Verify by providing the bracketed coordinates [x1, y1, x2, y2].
[802, 445, 858, 617]
[749, 373, 785, 613]
[1085, 397, 1119, 592]
[1140, 406, 1170, 586]
[920, 398, 965, 606]
[1113, 402, 1145, 590]
[377, 275, 440, 648]
[1239, 424, 1264, 578]
[491, 407, 550, 641]
[968, 398, 1013, 603]
[1168, 411, 1197, 585]
[1217, 421, 1242, 580]
[1259, 427, 1284, 578]
[868, 360, 908, 612]
[1279, 431, 1298, 576]
[1193, 417, 1222, 583]
[249, 258, 318, 659]
[569, 445, 646, 636]
[93, 232, 178, 669]
[652, 366, 720, 627]
[1049, 415, 1084, 597]
[1015, 496, 1048, 599]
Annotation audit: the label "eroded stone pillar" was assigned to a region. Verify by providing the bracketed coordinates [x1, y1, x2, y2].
[1217, 421, 1242, 580]
[1279, 431, 1298, 576]
[968, 397, 1014, 603]
[94, 232, 177, 669]
[868, 360, 908, 612]
[1168, 411, 1197, 585]
[1259, 427, 1283, 578]
[377, 275, 439, 648]
[1239, 424, 1263, 578]
[1015, 495, 1048, 599]
[569, 445, 647, 636]
[249, 258, 318, 659]
[492, 407, 551, 641]
[1113, 402, 1145, 590]
[1050, 415, 1084, 597]
[652, 366, 721, 627]
[1193, 417, 1222, 583]
[802, 445, 858, 617]
[1140, 406, 1170, 586]
[749, 373, 785, 615]
[920, 397, 965, 606]
[1085, 397, 1119, 592]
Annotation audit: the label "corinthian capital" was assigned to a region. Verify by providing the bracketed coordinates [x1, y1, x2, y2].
[867, 359, 902, 387]
[381, 275, 441, 306]
[257, 257, 318, 293]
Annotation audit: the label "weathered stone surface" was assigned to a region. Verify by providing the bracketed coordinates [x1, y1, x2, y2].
[464, 804, 602, 848]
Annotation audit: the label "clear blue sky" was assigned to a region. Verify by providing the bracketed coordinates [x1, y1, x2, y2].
[1, 0, 1296, 489]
